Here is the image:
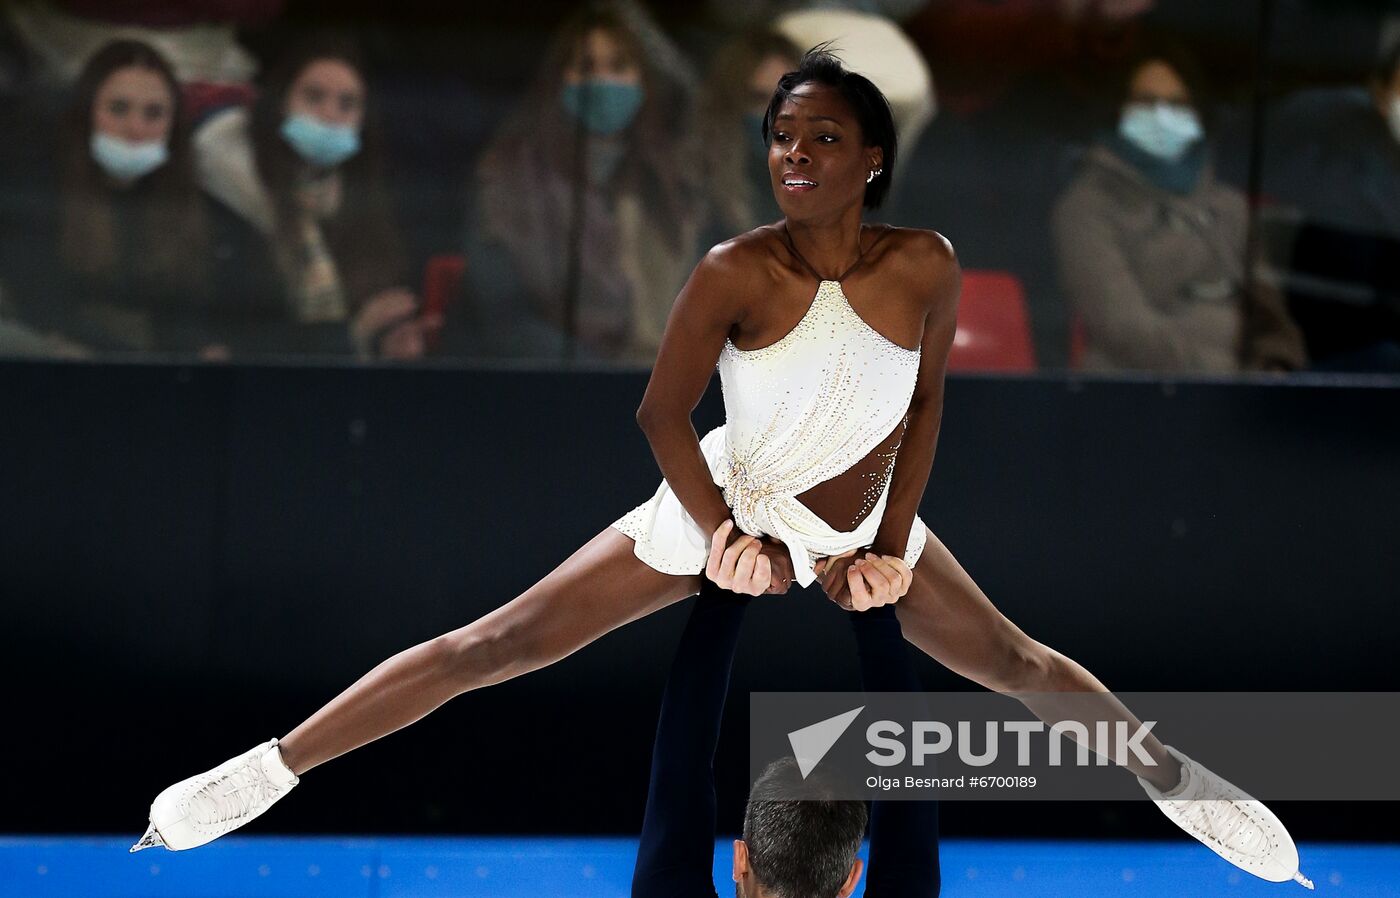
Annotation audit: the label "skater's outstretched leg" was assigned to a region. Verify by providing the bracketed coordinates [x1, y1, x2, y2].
[278, 527, 700, 775]
[135, 526, 702, 852]
[892, 525, 1311, 888]
[892, 527, 1177, 786]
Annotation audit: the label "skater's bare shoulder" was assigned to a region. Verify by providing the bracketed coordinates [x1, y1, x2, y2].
[691, 225, 790, 308]
[635, 232, 772, 422]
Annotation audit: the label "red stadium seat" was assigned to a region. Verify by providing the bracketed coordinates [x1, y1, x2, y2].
[947, 270, 1036, 372]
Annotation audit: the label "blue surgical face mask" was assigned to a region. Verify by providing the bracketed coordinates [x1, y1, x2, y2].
[90, 132, 168, 182]
[280, 113, 361, 168]
[1118, 101, 1203, 162]
[560, 80, 644, 135]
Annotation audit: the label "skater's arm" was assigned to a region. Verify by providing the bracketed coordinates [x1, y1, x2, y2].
[635, 244, 759, 541]
[868, 233, 960, 561]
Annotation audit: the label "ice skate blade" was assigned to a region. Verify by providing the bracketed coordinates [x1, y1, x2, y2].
[129, 822, 165, 853]
[1293, 871, 1314, 890]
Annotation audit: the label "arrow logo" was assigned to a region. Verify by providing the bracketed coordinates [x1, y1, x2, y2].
[787, 706, 865, 778]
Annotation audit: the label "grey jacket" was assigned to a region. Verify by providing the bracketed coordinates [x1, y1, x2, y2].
[1052, 144, 1306, 373]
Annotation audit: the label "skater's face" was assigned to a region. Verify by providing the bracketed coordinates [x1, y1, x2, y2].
[767, 83, 882, 221]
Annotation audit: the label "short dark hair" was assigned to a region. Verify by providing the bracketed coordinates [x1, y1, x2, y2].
[741, 757, 867, 898]
[1119, 35, 1216, 133]
[760, 45, 897, 209]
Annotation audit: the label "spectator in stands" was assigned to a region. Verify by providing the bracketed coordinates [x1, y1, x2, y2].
[1052, 40, 1305, 373]
[456, 0, 701, 364]
[198, 32, 431, 359]
[1259, 41, 1400, 372]
[1, 39, 222, 355]
[3, 0, 277, 215]
[896, 1, 1156, 369]
[696, 30, 801, 247]
[733, 756, 868, 898]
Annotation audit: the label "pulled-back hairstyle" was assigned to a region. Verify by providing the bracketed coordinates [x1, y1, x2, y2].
[741, 757, 867, 898]
[760, 45, 897, 209]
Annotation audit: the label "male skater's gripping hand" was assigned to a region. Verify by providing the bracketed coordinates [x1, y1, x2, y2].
[813, 549, 913, 611]
[706, 519, 911, 609]
[707, 520, 795, 595]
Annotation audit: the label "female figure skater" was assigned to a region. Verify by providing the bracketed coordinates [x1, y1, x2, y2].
[135, 48, 1310, 889]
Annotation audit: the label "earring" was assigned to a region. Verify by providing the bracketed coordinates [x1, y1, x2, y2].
[866, 168, 883, 184]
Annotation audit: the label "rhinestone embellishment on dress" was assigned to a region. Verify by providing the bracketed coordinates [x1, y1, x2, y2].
[717, 281, 920, 539]
[724, 453, 777, 523]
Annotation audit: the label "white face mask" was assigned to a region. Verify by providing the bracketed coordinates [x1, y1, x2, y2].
[90, 132, 169, 182]
[1118, 101, 1203, 162]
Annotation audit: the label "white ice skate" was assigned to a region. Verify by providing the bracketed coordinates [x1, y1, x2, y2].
[131, 737, 299, 852]
[1139, 745, 1312, 889]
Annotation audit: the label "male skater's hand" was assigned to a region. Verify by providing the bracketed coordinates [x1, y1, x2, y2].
[814, 551, 912, 611]
[754, 535, 796, 593]
[707, 521, 794, 595]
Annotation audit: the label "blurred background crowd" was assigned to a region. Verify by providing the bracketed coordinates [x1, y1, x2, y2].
[0, 0, 1397, 375]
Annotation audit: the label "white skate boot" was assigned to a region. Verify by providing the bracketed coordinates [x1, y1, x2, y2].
[131, 737, 299, 852]
[1139, 745, 1313, 889]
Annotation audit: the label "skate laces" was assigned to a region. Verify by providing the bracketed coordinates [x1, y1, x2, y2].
[1174, 766, 1268, 857]
[1181, 801, 1267, 856]
[188, 752, 282, 826]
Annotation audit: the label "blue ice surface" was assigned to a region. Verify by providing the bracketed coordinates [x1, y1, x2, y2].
[1, 836, 1394, 897]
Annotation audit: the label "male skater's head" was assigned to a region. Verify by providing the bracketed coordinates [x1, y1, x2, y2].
[732, 757, 867, 898]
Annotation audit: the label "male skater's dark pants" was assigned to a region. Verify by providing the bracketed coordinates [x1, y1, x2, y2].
[631, 575, 941, 897]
